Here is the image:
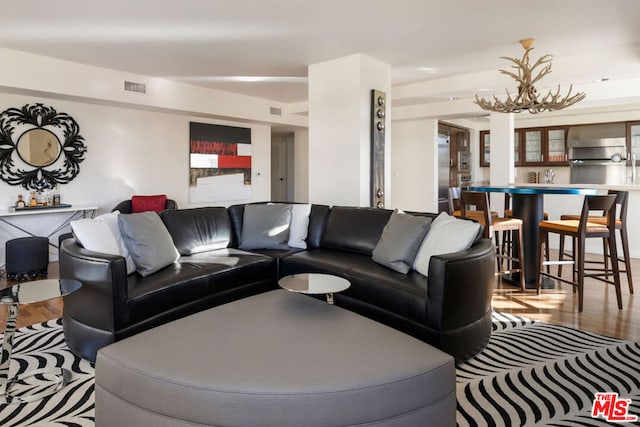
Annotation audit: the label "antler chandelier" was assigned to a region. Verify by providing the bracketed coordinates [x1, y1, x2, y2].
[474, 38, 585, 114]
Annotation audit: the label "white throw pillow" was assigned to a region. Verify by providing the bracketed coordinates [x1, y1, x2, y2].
[71, 211, 136, 274]
[412, 212, 481, 277]
[288, 204, 311, 249]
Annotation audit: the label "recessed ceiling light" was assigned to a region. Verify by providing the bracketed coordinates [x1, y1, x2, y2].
[449, 96, 459, 101]
[417, 67, 439, 74]
[476, 88, 492, 92]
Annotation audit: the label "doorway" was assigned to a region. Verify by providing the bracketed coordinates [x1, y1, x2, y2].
[271, 133, 295, 202]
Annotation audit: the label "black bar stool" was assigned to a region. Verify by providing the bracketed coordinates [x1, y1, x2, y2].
[538, 194, 621, 312]
[558, 190, 633, 294]
[461, 190, 526, 291]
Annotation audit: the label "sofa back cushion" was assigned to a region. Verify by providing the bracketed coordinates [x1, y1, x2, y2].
[228, 203, 331, 249]
[307, 204, 331, 249]
[321, 207, 393, 255]
[160, 207, 232, 255]
[227, 204, 245, 247]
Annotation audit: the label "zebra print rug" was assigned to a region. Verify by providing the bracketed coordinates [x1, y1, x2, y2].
[457, 312, 640, 426]
[1, 314, 639, 426]
[0, 319, 94, 427]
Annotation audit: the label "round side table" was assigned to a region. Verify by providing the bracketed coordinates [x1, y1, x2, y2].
[0, 279, 81, 404]
[278, 273, 350, 304]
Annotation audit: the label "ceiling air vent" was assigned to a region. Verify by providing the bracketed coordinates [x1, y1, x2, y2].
[124, 81, 147, 94]
[270, 107, 282, 116]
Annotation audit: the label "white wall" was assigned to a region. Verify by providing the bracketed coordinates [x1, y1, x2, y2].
[390, 119, 438, 212]
[0, 92, 272, 263]
[293, 130, 309, 202]
[0, 48, 306, 128]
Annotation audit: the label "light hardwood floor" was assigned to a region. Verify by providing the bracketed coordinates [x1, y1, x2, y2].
[2, 257, 639, 341]
[494, 249, 639, 342]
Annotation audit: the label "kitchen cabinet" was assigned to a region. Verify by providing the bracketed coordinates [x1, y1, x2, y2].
[522, 129, 543, 164]
[480, 131, 490, 166]
[480, 126, 568, 167]
[627, 121, 640, 166]
[547, 128, 568, 163]
[479, 130, 521, 167]
[441, 123, 471, 187]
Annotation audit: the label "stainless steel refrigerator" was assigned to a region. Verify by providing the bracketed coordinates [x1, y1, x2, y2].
[437, 130, 450, 213]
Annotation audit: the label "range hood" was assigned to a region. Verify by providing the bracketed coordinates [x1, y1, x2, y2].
[568, 123, 628, 185]
[567, 123, 627, 150]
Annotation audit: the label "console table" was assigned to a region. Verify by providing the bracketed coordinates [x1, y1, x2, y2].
[0, 206, 97, 271]
[0, 206, 97, 241]
[467, 185, 599, 289]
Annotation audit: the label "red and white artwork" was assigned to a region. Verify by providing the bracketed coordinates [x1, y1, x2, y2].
[189, 122, 252, 203]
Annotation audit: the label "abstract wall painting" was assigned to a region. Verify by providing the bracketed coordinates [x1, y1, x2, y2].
[188, 122, 252, 203]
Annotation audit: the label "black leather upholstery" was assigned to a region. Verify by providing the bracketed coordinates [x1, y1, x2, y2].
[226, 203, 245, 247]
[160, 207, 231, 255]
[321, 206, 392, 255]
[112, 198, 178, 214]
[59, 203, 495, 363]
[307, 204, 331, 249]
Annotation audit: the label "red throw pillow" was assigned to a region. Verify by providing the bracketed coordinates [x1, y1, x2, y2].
[131, 195, 168, 213]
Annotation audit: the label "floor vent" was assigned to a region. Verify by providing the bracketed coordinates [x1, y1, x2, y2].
[124, 81, 147, 94]
[270, 107, 282, 116]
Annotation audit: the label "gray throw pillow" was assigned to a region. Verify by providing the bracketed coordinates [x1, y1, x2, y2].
[239, 204, 292, 250]
[118, 211, 180, 277]
[372, 210, 432, 274]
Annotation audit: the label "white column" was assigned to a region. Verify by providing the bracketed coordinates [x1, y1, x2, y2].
[489, 112, 515, 210]
[390, 119, 438, 212]
[308, 54, 391, 207]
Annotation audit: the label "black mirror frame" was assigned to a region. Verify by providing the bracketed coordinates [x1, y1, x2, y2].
[0, 103, 87, 191]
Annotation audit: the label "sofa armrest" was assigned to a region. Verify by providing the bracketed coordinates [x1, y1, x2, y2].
[425, 238, 495, 332]
[59, 239, 130, 330]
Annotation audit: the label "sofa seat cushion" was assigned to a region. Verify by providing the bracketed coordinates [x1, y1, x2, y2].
[125, 249, 275, 326]
[280, 250, 365, 276]
[280, 250, 428, 324]
[250, 247, 305, 260]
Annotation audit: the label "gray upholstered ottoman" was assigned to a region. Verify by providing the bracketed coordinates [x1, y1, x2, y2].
[95, 290, 455, 426]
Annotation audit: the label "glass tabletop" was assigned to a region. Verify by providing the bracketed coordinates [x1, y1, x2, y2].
[468, 185, 599, 195]
[278, 273, 350, 295]
[0, 279, 82, 305]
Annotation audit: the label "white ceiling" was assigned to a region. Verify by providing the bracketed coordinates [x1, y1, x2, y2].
[1, 0, 640, 108]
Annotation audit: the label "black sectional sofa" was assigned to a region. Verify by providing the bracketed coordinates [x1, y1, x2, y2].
[59, 204, 495, 363]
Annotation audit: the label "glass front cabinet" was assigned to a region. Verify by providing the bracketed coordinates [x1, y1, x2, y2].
[480, 126, 568, 167]
[522, 129, 543, 164]
[628, 121, 640, 165]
